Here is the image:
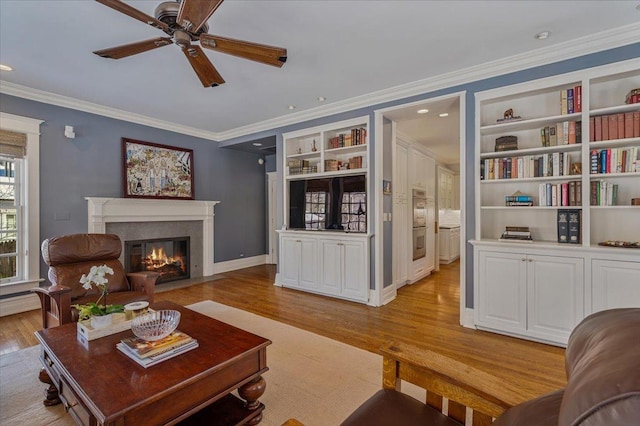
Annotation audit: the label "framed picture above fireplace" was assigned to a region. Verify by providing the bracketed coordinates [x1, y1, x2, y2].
[122, 138, 194, 200]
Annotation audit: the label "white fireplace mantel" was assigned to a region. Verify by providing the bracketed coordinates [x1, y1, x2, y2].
[86, 197, 220, 276]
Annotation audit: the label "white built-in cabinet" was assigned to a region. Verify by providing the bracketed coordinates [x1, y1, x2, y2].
[472, 58, 640, 347]
[438, 168, 455, 210]
[280, 235, 319, 290]
[439, 227, 460, 264]
[278, 231, 369, 303]
[393, 140, 410, 287]
[278, 116, 371, 304]
[475, 246, 584, 345]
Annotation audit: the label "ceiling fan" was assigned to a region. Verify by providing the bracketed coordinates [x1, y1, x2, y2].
[93, 0, 287, 87]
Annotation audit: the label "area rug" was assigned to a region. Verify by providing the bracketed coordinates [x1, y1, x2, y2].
[0, 301, 423, 426]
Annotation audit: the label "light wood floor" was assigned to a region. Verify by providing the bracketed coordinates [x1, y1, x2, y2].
[0, 261, 566, 404]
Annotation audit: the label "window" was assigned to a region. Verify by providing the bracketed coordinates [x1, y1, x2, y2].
[0, 113, 42, 297]
[0, 158, 19, 281]
[341, 192, 366, 232]
[304, 191, 327, 230]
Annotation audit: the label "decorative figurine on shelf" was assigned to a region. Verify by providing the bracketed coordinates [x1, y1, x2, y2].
[312, 139, 317, 152]
[496, 108, 522, 123]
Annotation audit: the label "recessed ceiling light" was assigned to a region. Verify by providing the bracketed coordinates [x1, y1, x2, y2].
[417, 109, 429, 114]
[534, 31, 550, 40]
[0, 64, 13, 71]
[317, 96, 326, 102]
[439, 113, 449, 118]
[252, 142, 263, 147]
[288, 105, 296, 110]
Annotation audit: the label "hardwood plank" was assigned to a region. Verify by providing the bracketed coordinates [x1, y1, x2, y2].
[0, 260, 566, 405]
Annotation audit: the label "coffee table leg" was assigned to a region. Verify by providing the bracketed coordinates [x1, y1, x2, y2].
[38, 368, 61, 406]
[238, 376, 266, 425]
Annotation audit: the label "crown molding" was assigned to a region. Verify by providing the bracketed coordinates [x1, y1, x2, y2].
[216, 22, 640, 141]
[1, 23, 639, 143]
[0, 81, 220, 141]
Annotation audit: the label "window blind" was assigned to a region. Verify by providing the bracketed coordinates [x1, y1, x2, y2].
[0, 129, 27, 158]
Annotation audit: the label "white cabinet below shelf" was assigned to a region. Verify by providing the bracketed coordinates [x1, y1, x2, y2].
[474, 244, 584, 346]
[439, 227, 460, 264]
[278, 231, 370, 303]
[591, 259, 640, 312]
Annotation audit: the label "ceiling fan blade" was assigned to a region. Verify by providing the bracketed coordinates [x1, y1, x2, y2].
[199, 34, 287, 67]
[93, 37, 173, 59]
[181, 45, 225, 87]
[95, 0, 170, 32]
[177, 0, 224, 33]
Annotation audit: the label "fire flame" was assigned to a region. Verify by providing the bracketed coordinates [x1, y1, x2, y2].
[142, 246, 184, 271]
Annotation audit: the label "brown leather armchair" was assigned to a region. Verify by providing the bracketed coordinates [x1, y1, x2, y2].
[32, 233, 160, 329]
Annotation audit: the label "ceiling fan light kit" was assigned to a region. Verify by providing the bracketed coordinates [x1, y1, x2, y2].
[93, 0, 287, 87]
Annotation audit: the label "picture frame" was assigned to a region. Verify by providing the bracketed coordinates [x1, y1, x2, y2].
[383, 180, 392, 195]
[122, 138, 194, 200]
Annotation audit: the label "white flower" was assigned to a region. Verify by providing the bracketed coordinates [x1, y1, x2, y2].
[79, 264, 114, 291]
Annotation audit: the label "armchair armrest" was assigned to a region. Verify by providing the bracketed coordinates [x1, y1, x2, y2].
[127, 271, 160, 303]
[31, 284, 73, 329]
[380, 341, 528, 424]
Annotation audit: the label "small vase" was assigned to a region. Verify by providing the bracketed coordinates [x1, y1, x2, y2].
[91, 314, 113, 330]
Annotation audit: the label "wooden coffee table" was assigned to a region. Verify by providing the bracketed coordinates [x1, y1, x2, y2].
[35, 301, 271, 426]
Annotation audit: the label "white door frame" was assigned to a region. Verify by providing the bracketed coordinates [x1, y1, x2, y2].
[267, 172, 277, 264]
[374, 91, 468, 326]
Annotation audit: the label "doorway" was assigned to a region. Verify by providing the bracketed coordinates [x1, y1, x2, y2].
[374, 92, 468, 326]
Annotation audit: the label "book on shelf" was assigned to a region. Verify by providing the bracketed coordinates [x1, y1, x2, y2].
[500, 226, 532, 241]
[590, 112, 640, 142]
[590, 147, 639, 174]
[590, 180, 619, 206]
[120, 330, 194, 359]
[568, 210, 582, 244]
[567, 88, 574, 114]
[117, 339, 199, 368]
[557, 209, 570, 243]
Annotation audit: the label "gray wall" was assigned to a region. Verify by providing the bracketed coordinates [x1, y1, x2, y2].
[221, 42, 640, 308]
[0, 94, 268, 280]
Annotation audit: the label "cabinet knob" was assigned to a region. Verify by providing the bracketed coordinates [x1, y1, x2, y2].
[521, 258, 526, 262]
[295, 240, 301, 243]
[528, 259, 534, 262]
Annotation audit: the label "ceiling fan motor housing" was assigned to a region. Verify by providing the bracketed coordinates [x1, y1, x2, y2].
[155, 1, 208, 39]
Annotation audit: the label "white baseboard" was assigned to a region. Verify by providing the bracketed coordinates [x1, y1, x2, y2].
[461, 308, 476, 329]
[213, 255, 267, 274]
[0, 293, 40, 317]
[274, 273, 282, 287]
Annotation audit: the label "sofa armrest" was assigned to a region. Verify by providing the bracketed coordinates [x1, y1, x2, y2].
[31, 284, 73, 329]
[380, 341, 529, 424]
[127, 271, 160, 303]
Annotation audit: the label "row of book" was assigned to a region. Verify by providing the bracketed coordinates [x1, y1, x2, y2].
[540, 121, 581, 146]
[328, 127, 367, 149]
[590, 180, 619, 206]
[589, 112, 640, 142]
[557, 209, 582, 244]
[505, 193, 533, 207]
[117, 330, 198, 368]
[481, 152, 574, 180]
[560, 85, 582, 115]
[500, 226, 532, 241]
[539, 181, 582, 207]
[590, 147, 639, 174]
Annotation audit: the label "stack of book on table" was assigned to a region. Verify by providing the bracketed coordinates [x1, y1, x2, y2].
[505, 192, 533, 206]
[500, 226, 532, 242]
[117, 330, 198, 368]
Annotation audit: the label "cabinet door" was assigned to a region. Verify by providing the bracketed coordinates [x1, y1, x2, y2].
[439, 229, 450, 261]
[280, 237, 300, 287]
[425, 198, 435, 272]
[395, 143, 408, 200]
[410, 150, 426, 189]
[450, 229, 460, 258]
[342, 240, 368, 301]
[393, 199, 409, 286]
[298, 238, 319, 290]
[527, 255, 584, 343]
[592, 260, 640, 312]
[477, 251, 527, 333]
[319, 240, 342, 296]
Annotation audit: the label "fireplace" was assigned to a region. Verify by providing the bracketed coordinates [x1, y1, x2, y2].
[125, 237, 190, 284]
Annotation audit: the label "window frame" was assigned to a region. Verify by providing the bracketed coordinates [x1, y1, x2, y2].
[0, 112, 42, 296]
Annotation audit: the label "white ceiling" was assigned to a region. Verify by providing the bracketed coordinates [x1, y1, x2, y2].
[1, 1, 639, 162]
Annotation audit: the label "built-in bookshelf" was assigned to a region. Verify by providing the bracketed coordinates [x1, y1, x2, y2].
[283, 116, 368, 179]
[475, 59, 640, 247]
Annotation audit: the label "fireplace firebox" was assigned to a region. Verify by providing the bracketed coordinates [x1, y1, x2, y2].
[125, 237, 190, 284]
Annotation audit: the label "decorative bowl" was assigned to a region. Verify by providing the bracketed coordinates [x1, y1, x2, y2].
[131, 309, 181, 341]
